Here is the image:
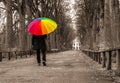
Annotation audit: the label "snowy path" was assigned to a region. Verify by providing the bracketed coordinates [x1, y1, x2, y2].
[0, 50, 113, 83]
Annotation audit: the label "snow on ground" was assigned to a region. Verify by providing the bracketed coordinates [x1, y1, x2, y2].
[0, 50, 113, 83]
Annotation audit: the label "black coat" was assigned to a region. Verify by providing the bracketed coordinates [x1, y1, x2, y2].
[32, 35, 47, 50]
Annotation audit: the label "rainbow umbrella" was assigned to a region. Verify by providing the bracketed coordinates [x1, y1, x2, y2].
[28, 17, 57, 35]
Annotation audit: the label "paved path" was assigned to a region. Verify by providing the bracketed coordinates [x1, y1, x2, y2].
[0, 51, 113, 83]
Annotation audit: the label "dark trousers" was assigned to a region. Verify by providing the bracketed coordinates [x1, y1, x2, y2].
[36, 49, 46, 63]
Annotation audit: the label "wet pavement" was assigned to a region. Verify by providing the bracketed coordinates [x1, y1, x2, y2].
[0, 50, 113, 83]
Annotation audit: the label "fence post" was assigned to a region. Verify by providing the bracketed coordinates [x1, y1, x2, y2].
[0, 52, 2, 62]
[106, 51, 112, 70]
[25, 51, 27, 58]
[102, 52, 106, 68]
[98, 52, 101, 64]
[93, 52, 96, 61]
[116, 49, 120, 71]
[15, 51, 17, 59]
[89, 52, 91, 58]
[91, 52, 94, 59]
[94, 52, 98, 62]
[8, 52, 11, 60]
[96, 52, 99, 62]
[20, 51, 23, 58]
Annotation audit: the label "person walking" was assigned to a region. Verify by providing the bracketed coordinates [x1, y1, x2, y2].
[32, 35, 47, 66]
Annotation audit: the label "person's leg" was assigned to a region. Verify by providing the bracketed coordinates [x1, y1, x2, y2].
[41, 49, 47, 66]
[36, 49, 41, 65]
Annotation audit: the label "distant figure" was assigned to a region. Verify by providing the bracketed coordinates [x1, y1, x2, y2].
[32, 35, 47, 66]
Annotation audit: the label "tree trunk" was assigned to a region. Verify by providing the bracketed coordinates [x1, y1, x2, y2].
[26, 0, 32, 50]
[18, 0, 26, 51]
[104, 0, 113, 49]
[5, 0, 13, 50]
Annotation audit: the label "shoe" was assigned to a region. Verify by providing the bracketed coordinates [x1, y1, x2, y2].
[38, 63, 41, 66]
[43, 62, 46, 66]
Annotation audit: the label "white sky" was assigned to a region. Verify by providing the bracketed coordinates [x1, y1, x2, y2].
[0, 2, 6, 33]
[69, 0, 76, 18]
[68, 0, 77, 30]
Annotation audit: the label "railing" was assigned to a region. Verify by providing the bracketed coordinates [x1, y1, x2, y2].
[0, 50, 35, 62]
[0, 49, 61, 62]
[82, 48, 119, 70]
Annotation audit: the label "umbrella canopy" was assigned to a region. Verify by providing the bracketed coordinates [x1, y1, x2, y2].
[28, 17, 57, 35]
